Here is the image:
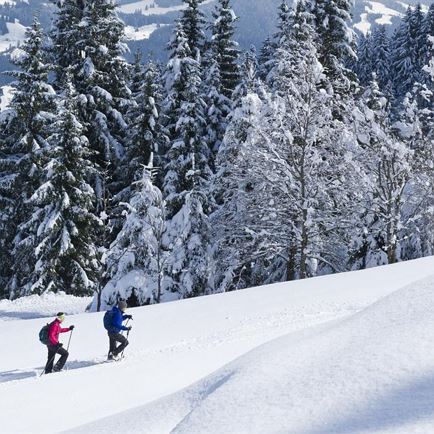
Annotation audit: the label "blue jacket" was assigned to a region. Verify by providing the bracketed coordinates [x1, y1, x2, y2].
[108, 306, 129, 334]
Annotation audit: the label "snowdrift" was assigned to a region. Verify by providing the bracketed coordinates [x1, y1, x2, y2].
[1, 257, 434, 433]
[70, 273, 434, 434]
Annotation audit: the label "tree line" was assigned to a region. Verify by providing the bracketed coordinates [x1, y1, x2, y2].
[0, 0, 433, 309]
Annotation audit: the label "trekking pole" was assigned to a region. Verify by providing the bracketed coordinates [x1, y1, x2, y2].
[66, 328, 73, 352]
[121, 318, 131, 359]
[40, 352, 57, 377]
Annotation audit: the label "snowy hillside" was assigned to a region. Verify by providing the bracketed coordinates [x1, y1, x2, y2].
[2, 257, 434, 433]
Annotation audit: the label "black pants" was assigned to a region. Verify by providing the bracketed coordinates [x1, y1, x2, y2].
[108, 332, 129, 356]
[45, 344, 69, 374]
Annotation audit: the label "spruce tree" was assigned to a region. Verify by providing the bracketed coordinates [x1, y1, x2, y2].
[50, 0, 85, 87]
[355, 33, 374, 87]
[211, 0, 240, 99]
[232, 46, 261, 107]
[312, 0, 357, 96]
[181, 0, 205, 60]
[23, 80, 101, 295]
[372, 26, 392, 94]
[52, 0, 131, 213]
[99, 166, 168, 309]
[258, 36, 275, 81]
[1, 18, 56, 297]
[391, 8, 418, 100]
[125, 57, 168, 200]
[162, 20, 213, 298]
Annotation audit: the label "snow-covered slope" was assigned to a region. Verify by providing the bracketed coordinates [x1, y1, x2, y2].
[1, 257, 434, 433]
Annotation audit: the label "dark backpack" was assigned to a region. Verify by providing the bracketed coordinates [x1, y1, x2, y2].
[39, 322, 52, 345]
[103, 310, 114, 331]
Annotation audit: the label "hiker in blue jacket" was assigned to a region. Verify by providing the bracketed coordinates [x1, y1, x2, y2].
[104, 300, 132, 360]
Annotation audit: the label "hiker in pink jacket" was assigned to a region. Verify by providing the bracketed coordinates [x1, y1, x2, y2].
[45, 312, 75, 374]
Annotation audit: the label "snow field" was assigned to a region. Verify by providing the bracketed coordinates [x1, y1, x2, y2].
[0, 257, 433, 433]
[118, 0, 215, 15]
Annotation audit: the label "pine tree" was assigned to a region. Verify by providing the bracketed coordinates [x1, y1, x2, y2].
[354, 33, 374, 87]
[52, 0, 131, 212]
[258, 36, 275, 81]
[162, 20, 213, 298]
[1, 18, 56, 297]
[181, 0, 205, 60]
[312, 0, 357, 95]
[232, 46, 261, 107]
[391, 8, 418, 100]
[211, 0, 240, 99]
[372, 26, 392, 94]
[99, 166, 168, 309]
[125, 57, 168, 200]
[421, 3, 434, 84]
[203, 56, 231, 156]
[23, 80, 101, 296]
[50, 0, 85, 87]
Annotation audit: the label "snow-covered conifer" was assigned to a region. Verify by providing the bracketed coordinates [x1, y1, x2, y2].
[391, 8, 418, 100]
[181, 0, 205, 60]
[211, 0, 240, 99]
[98, 166, 168, 309]
[1, 18, 56, 297]
[162, 19, 213, 298]
[312, 0, 357, 95]
[20, 79, 101, 296]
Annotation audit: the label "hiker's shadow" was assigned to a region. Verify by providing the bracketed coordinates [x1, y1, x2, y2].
[0, 369, 37, 383]
[0, 360, 102, 384]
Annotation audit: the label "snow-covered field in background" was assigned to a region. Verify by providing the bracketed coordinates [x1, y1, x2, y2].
[118, 0, 215, 15]
[355, 12, 371, 34]
[0, 20, 26, 53]
[0, 291, 92, 321]
[1, 257, 434, 433]
[0, 84, 14, 111]
[124, 23, 168, 41]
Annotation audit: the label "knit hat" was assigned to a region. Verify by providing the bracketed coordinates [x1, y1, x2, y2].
[57, 312, 65, 321]
[118, 300, 127, 311]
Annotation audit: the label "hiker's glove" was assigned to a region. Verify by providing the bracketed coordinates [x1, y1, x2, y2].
[126, 315, 133, 320]
[57, 343, 63, 348]
[69, 325, 75, 330]
[127, 326, 132, 331]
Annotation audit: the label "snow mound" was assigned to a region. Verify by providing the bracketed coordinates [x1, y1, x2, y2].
[74, 274, 434, 434]
[0, 291, 91, 321]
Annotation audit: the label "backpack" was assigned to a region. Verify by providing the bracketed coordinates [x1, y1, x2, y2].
[39, 322, 52, 345]
[103, 310, 114, 331]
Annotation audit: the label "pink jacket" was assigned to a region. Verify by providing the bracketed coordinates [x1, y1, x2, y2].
[48, 319, 70, 346]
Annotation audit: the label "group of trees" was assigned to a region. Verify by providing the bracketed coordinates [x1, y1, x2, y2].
[354, 4, 434, 101]
[0, 0, 433, 308]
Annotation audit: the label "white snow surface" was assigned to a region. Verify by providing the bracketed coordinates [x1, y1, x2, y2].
[118, 0, 215, 15]
[124, 24, 168, 41]
[0, 84, 14, 111]
[0, 20, 27, 53]
[0, 291, 92, 321]
[1, 257, 434, 433]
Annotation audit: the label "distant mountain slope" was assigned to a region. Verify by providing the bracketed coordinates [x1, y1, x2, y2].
[0, 0, 431, 87]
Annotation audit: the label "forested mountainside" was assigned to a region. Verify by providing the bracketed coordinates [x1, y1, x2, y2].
[0, 0, 429, 86]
